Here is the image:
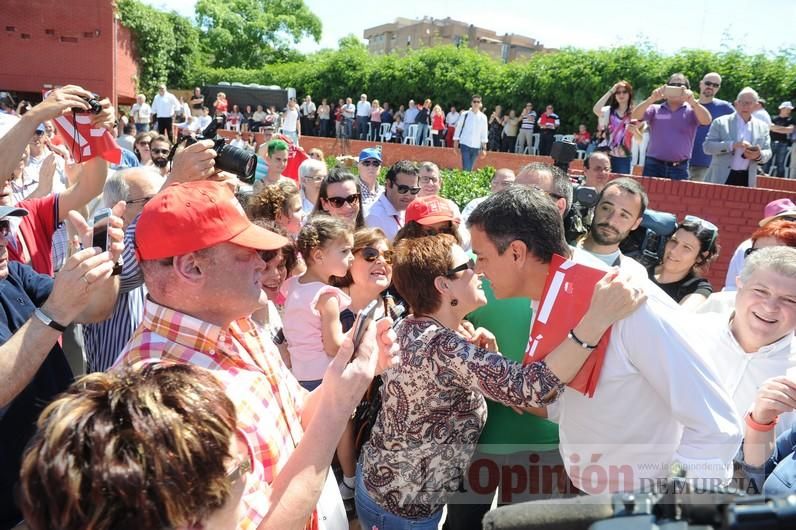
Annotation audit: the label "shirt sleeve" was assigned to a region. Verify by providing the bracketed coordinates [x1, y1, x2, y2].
[428, 328, 564, 408]
[738, 425, 796, 494]
[618, 296, 743, 483]
[480, 114, 488, 144]
[643, 105, 656, 123]
[16, 261, 54, 306]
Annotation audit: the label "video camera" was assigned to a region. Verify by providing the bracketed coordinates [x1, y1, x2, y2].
[483, 479, 796, 530]
[172, 116, 258, 184]
[619, 209, 678, 269]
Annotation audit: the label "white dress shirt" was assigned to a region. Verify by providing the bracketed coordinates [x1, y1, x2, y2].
[731, 114, 753, 171]
[723, 239, 752, 292]
[365, 193, 403, 241]
[356, 100, 372, 117]
[151, 92, 179, 118]
[452, 110, 488, 149]
[461, 196, 487, 223]
[695, 291, 796, 437]
[538, 251, 741, 494]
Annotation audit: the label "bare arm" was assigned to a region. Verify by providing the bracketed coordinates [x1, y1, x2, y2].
[25, 153, 58, 199]
[57, 157, 107, 222]
[631, 86, 664, 121]
[317, 292, 345, 357]
[593, 85, 616, 118]
[686, 91, 712, 126]
[743, 377, 796, 467]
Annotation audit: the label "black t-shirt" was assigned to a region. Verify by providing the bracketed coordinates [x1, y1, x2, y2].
[647, 268, 713, 304]
[0, 261, 71, 528]
[771, 115, 794, 144]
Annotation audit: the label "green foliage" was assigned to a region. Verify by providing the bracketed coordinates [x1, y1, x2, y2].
[117, 0, 202, 95]
[439, 167, 494, 208]
[195, 0, 321, 69]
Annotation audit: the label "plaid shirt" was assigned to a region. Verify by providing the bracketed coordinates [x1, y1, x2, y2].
[114, 299, 315, 529]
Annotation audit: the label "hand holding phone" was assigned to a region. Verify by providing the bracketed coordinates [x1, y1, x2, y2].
[663, 85, 685, 99]
[351, 299, 379, 352]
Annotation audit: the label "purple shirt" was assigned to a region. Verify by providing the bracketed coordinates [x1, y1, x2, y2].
[643, 103, 700, 162]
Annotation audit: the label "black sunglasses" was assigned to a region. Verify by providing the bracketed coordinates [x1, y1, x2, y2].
[126, 196, 153, 206]
[326, 194, 360, 208]
[394, 184, 421, 195]
[744, 247, 758, 258]
[703, 81, 720, 88]
[668, 82, 687, 88]
[360, 160, 381, 167]
[446, 258, 475, 277]
[358, 246, 393, 264]
[151, 148, 170, 155]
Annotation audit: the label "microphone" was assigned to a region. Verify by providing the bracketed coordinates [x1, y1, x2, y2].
[482, 495, 615, 530]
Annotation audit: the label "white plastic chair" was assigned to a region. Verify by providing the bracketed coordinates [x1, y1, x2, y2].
[422, 134, 434, 147]
[577, 150, 587, 160]
[378, 123, 392, 142]
[403, 124, 419, 145]
[530, 133, 540, 155]
[553, 134, 564, 143]
[561, 134, 575, 143]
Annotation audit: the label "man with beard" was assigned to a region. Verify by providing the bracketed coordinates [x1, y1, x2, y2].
[148, 135, 171, 177]
[577, 177, 648, 280]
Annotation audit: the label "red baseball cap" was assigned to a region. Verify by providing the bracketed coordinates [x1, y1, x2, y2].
[136, 180, 289, 260]
[405, 195, 458, 226]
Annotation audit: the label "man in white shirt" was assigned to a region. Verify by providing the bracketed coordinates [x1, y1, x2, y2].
[453, 95, 488, 171]
[281, 99, 300, 146]
[150, 84, 180, 142]
[468, 186, 742, 495]
[696, 247, 796, 438]
[355, 94, 371, 140]
[461, 168, 515, 223]
[300, 96, 316, 136]
[723, 198, 796, 291]
[578, 177, 649, 280]
[365, 160, 419, 241]
[131, 94, 151, 133]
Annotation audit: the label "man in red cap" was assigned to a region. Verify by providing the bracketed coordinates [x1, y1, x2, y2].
[724, 198, 796, 291]
[114, 180, 398, 530]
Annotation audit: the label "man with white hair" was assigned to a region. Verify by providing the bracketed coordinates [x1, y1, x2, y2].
[131, 94, 151, 133]
[298, 158, 327, 216]
[704, 87, 772, 187]
[356, 94, 371, 140]
[689, 72, 734, 182]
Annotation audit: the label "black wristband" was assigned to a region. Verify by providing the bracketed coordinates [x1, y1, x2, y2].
[34, 308, 68, 332]
[568, 328, 598, 350]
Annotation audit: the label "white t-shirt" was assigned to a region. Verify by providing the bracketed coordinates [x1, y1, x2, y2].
[131, 102, 151, 123]
[282, 108, 299, 132]
[151, 93, 179, 118]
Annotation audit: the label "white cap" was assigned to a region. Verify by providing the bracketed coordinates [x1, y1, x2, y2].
[779, 101, 794, 110]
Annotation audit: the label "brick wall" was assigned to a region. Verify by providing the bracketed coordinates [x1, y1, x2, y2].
[1, 0, 138, 106]
[225, 134, 796, 290]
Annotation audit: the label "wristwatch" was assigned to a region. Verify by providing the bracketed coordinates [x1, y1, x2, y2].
[34, 308, 68, 332]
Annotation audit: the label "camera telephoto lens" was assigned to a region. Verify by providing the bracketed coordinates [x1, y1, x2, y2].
[214, 139, 258, 184]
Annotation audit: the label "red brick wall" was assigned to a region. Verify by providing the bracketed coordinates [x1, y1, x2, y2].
[227, 134, 796, 290]
[0, 0, 138, 106]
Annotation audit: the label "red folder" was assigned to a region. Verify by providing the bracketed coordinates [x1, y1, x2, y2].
[523, 254, 612, 398]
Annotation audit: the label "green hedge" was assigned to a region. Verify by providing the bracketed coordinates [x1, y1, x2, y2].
[189, 45, 796, 133]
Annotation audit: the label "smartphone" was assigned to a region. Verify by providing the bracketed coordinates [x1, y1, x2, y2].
[91, 208, 112, 253]
[663, 85, 685, 99]
[351, 299, 379, 352]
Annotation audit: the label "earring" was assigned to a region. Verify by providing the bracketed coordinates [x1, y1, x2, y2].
[450, 299, 458, 307]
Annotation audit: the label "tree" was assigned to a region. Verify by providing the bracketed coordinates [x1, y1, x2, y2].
[195, 0, 321, 69]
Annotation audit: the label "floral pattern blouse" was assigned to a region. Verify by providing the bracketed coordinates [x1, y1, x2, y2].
[359, 318, 564, 519]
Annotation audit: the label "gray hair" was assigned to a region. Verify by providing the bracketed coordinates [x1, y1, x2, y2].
[517, 162, 573, 215]
[419, 161, 440, 175]
[102, 166, 162, 208]
[298, 158, 326, 179]
[739, 246, 796, 284]
[736, 87, 759, 102]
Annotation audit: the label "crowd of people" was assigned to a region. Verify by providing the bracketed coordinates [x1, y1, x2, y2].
[1, 82, 796, 530]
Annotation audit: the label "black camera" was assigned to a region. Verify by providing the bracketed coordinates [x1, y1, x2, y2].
[72, 95, 102, 115]
[178, 116, 257, 184]
[619, 209, 677, 269]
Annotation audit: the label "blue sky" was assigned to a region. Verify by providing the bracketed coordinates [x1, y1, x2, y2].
[142, 0, 795, 55]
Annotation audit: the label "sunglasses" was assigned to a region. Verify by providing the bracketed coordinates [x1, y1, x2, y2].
[358, 246, 393, 264]
[0, 220, 10, 238]
[360, 160, 381, 168]
[531, 184, 565, 201]
[446, 258, 476, 277]
[226, 454, 252, 484]
[394, 184, 421, 195]
[615, 90, 629, 95]
[668, 82, 687, 88]
[683, 215, 718, 246]
[126, 196, 153, 206]
[703, 81, 720, 88]
[744, 247, 758, 258]
[151, 148, 170, 155]
[326, 194, 360, 208]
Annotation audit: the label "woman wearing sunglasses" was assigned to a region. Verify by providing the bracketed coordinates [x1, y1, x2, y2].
[648, 216, 720, 309]
[592, 80, 639, 175]
[329, 227, 395, 502]
[133, 131, 153, 165]
[356, 234, 643, 529]
[744, 219, 796, 259]
[311, 167, 366, 229]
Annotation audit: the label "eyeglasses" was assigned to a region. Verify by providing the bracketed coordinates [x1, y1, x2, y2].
[151, 148, 170, 155]
[360, 160, 381, 168]
[420, 176, 440, 185]
[668, 82, 687, 88]
[0, 220, 10, 238]
[126, 196, 153, 206]
[358, 246, 393, 264]
[136, 142, 150, 148]
[683, 215, 718, 246]
[531, 184, 565, 201]
[703, 81, 720, 88]
[303, 175, 324, 183]
[446, 258, 475, 277]
[394, 184, 421, 195]
[226, 455, 252, 484]
[326, 194, 360, 208]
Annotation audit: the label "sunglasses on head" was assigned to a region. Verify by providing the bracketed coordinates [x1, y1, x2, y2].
[360, 160, 381, 168]
[394, 183, 421, 195]
[683, 215, 718, 246]
[358, 246, 393, 264]
[446, 258, 476, 277]
[326, 194, 360, 208]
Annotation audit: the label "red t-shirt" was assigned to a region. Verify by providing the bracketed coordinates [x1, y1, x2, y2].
[9, 194, 59, 275]
[432, 114, 445, 131]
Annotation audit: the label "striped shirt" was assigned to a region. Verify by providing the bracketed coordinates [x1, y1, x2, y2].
[82, 217, 146, 372]
[113, 298, 316, 530]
